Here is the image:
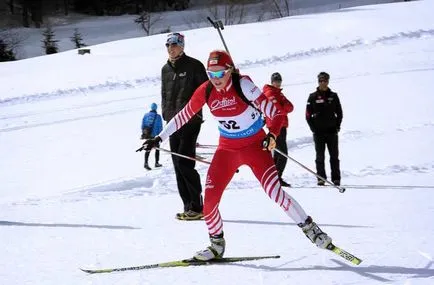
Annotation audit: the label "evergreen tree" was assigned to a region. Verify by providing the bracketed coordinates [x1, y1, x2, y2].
[0, 39, 16, 62]
[70, 28, 86, 49]
[42, 27, 59, 55]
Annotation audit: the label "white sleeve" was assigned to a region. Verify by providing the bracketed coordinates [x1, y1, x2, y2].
[239, 77, 262, 101]
[239, 76, 278, 119]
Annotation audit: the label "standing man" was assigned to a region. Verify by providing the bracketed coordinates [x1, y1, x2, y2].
[161, 32, 208, 220]
[262, 72, 294, 187]
[305, 72, 343, 186]
[141, 102, 163, 171]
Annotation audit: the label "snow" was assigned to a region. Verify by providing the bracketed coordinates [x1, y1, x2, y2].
[1, 0, 434, 284]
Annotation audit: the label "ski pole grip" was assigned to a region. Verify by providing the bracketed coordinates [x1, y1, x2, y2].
[207, 17, 218, 29]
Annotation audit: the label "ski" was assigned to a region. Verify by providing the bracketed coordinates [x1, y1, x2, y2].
[326, 243, 362, 265]
[81, 255, 280, 274]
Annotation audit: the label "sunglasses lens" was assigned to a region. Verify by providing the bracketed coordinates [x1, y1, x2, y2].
[207, 70, 226, 79]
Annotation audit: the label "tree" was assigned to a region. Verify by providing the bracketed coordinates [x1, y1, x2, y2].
[134, 11, 162, 36]
[64, 0, 70, 15]
[29, 0, 43, 28]
[270, 0, 292, 18]
[70, 28, 86, 48]
[206, 0, 249, 26]
[0, 28, 25, 60]
[42, 26, 59, 54]
[0, 39, 16, 62]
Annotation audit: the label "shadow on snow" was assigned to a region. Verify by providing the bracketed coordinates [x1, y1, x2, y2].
[0, 220, 140, 230]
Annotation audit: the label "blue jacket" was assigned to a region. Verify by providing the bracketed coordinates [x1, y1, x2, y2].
[141, 110, 163, 137]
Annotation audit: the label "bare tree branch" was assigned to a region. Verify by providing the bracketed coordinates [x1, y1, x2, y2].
[134, 11, 163, 36]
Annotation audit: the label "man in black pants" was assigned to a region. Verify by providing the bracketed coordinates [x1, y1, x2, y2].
[161, 32, 208, 220]
[305, 72, 343, 186]
[263, 72, 294, 187]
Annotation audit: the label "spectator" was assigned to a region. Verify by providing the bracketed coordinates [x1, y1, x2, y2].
[262, 72, 294, 187]
[161, 32, 208, 220]
[305, 72, 343, 186]
[141, 103, 163, 170]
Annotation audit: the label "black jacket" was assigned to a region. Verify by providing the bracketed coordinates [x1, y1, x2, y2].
[161, 53, 208, 124]
[306, 88, 343, 134]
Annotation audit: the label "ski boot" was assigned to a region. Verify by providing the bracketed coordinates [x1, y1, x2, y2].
[144, 163, 151, 171]
[155, 162, 163, 168]
[194, 233, 225, 261]
[298, 216, 332, 249]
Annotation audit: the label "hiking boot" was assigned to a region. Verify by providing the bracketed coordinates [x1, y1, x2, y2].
[279, 178, 291, 187]
[194, 233, 225, 261]
[317, 180, 325, 186]
[144, 163, 151, 171]
[175, 211, 186, 220]
[155, 162, 163, 168]
[333, 180, 341, 186]
[176, 210, 203, 221]
[298, 216, 332, 249]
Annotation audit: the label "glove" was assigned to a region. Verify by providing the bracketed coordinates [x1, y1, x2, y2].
[141, 128, 151, 140]
[137, 136, 161, 152]
[262, 133, 276, 151]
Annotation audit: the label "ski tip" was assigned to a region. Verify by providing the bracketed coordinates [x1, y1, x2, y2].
[80, 268, 112, 274]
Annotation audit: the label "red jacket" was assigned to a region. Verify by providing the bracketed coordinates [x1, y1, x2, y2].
[262, 84, 294, 128]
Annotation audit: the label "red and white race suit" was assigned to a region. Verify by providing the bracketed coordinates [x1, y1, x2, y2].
[159, 75, 308, 236]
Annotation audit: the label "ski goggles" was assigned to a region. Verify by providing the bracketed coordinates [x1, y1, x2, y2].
[207, 69, 229, 79]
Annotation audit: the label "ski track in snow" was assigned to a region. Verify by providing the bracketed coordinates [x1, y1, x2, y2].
[1, 28, 433, 107]
[2, 121, 432, 205]
[13, 154, 433, 206]
[288, 122, 434, 151]
[0, 104, 145, 133]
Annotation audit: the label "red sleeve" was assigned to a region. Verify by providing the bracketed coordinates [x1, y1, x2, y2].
[158, 81, 208, 141]
[262, 84, 292, 114]
[277, 93, 294, 113]
[188, 80, 208, 113]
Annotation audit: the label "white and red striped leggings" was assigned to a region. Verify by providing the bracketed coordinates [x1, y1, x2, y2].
[203, 140, 309, 237]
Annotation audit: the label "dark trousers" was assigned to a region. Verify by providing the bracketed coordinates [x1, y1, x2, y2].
[169, 122, 203, 213]
[274, 127, 288, 179]
[145, 149, 160, 165]
[313, 132, 341, 181]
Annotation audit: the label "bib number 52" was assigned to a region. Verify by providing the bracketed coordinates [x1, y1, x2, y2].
[219, 120, 240, 130]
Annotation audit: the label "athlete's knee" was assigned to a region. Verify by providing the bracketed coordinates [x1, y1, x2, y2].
[203, 187, 222, 215]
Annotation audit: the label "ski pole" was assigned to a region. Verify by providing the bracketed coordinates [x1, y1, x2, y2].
[196, 142, 218, 149]
[136, 145, 242, 173]
[155, 147, 211, 165]
[136, 145, 210, 164]
[157, 147, 241, 173]
[273, 148, 346, 193]
[207, 17, 231, 56]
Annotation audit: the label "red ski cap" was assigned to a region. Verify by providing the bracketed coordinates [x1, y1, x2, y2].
[207, 50, 234, 69]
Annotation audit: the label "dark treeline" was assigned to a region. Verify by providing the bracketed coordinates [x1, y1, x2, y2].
[3, 0, 190, 28]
